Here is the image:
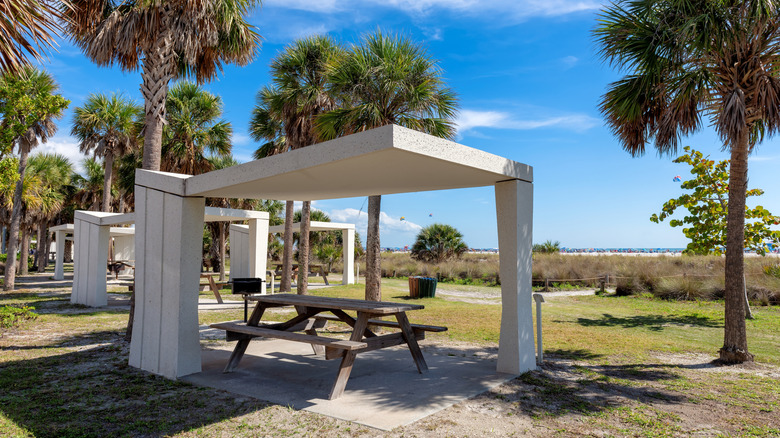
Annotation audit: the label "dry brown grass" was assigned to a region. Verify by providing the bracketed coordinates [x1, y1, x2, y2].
[377, 252, 780, 304]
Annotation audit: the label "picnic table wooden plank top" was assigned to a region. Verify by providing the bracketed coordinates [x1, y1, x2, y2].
[246, 293, 424, 314]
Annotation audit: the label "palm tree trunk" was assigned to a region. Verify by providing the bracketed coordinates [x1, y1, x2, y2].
[365, 195, 382, 301]
[297, 201, 311, 295]
[720, 132, 754, 363]
[140, 19, 175, 172]
[102, 152, 114, 212]
[19, 227, 29, 276]
[64, 239, 72, 263]
[3, 148, 29, 290]
[280, 200, 294, 292]
[37, 222, 46, 273]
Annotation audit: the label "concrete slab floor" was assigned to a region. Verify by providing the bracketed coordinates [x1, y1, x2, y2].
[184, 338, 515, 431]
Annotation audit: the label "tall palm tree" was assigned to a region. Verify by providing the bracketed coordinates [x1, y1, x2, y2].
[72, 93, 143, 213]
[72, 158, 106, 212]
[161, 81, 232, 175]
[593, 0, 780, 363]
[64, 0, 260, 171]
[24, 153, 72, 272]
[251, 36, 346, 295]
[1, 67, 67, 290]
[0, 0, 68, 73]
[250, 85, 295, 291]
[317, 31, 458, 301]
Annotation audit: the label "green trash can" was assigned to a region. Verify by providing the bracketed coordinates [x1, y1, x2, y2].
[419, 277, 438, 298]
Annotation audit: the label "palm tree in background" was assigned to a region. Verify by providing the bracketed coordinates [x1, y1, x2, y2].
[64, 0, 260, 171]
[72, 93, 143, 213]
[249, 85, 295, 291]
[317, 31, 459, 301]
[251, 36, 346, 294]
[72, 158, 106, 212]
[24, 153, 72, 272]
[411, 223, 468, 264]
[2, 67, 67, 290]
[0, 0, 68, 73]
[161, 82, 232, 175]
[593, 0, 780, 363]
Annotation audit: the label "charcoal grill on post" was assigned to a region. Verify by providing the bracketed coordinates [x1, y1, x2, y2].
[230, 277, 265, 321]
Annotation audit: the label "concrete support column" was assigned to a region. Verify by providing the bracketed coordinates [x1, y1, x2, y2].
[71, 219, 109, 307]
[113, 235, 135, 261]
[54, 230, 65, 280]
[495, 179, 536, 374]
[248, 218, 269, 294]
[228, 224, 248, 280]
[343, 228, 355, 285]
[129, 185, 205, 379]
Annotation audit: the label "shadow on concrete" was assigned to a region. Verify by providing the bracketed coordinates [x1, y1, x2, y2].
[570, 313, 721, 331]
[186, 340, 514, 430]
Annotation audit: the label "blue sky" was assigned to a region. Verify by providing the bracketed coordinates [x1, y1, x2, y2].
[34, 0, 780, 249]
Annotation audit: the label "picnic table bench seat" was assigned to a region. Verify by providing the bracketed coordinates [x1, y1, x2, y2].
[209, 322, 367, 352]
[312, 314, 447, 335]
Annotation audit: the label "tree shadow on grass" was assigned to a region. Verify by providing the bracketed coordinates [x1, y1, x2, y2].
[0, 339, 269, 438]
[571, 313, 721, 331]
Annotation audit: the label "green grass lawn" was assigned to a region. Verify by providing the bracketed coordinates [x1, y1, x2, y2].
[2, 277, 780, 437]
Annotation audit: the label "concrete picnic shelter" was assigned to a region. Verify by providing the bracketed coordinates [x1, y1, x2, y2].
[130, 124, 535, 379]
[230, 220, 357, 285]
[67, 207, 270, 307]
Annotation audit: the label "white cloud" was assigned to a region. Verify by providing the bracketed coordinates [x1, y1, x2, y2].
[455, 109, 598, 134]
[329, 208, 422, 244]
[33, 135, 88, 174]
[560, 55, 579, 69]
[749, 155, 776, 162]
[232, 132, 251, 146]
[263, 0, 342, 13]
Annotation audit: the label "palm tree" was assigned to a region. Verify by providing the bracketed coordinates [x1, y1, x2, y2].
[161, 82, 232, 175]
[411, 223, 468, 264]
[317, 31, 459, 301]
[250, 85, 295, 291]
[24, 153, 72, 272]
[72, 158, 106, 212]
[72, 93, 143, 213]
[1, 67, 67, 290]
[0, 0, 68, 73]
[64, 0, 260, 171]
[251, 36, 346, 295]
[593, 0, 780, 363]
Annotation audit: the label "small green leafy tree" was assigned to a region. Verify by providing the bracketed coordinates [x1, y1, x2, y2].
[533, 240, 561, 254]
[411, 223, 468, 264]
[651, 147, 780, 255]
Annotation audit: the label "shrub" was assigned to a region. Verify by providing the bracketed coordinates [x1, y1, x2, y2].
[0, 305, 38, 329]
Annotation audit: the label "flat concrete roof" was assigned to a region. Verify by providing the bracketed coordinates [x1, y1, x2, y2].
[74, 211, 135, 226]
[50, 222, 135, 236]
[72, 207, 268, 227]
[136, 124, 532, 201]
[266, 221, 355, 234]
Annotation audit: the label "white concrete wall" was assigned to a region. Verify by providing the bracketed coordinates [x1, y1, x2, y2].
[343, 228, 355, 285]
[129, 186, 205, 379]
[71, 219, 109, 307]
[248, 218, 269, 294]
[54, 230, 65, 281]
[113, 235, 135, 261]
[228, 224, 249, 279]
[495, 179, 536, 374]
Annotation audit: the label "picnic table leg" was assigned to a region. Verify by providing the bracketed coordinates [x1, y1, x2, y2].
[329, 312, 369, 400]
[208, 275, 224, 304]
[395, 312, 428, 373]
[223, 303, 267, 373]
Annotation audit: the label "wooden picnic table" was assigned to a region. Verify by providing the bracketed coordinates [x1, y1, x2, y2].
[200, 273, 227, 303]
[210, 294, 447, 399]
[271, 263, 330, 285]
